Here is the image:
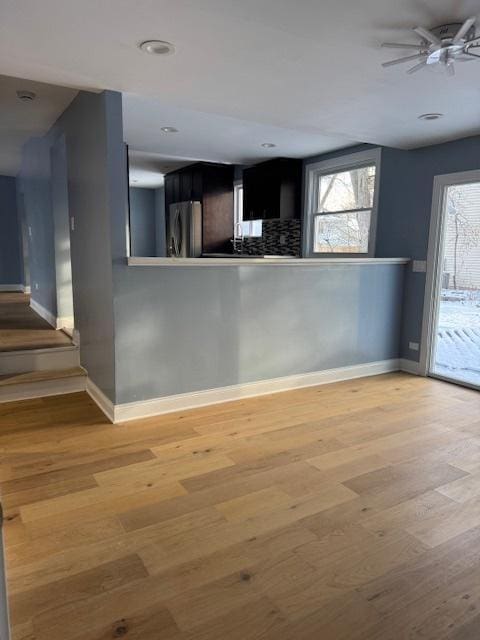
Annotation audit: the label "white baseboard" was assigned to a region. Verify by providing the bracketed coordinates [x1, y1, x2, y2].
[103, 359, 400, 424]
[22, 285, 31, 294]
[30, 298, 57, 328]
[399, 358, 422, 375]
[0, 284, 23, 292]
[86, 378, 115, 422]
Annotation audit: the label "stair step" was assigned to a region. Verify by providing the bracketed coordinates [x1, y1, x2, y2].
[0, 345, 80, 375]
[0, 367, 87, 403]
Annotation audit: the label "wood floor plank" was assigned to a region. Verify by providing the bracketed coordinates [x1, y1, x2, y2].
[2, 372, 480, 639]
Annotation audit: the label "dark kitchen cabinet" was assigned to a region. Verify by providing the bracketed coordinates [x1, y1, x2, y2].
[243, 158, 302, 221]
[164, 162, 234, 253]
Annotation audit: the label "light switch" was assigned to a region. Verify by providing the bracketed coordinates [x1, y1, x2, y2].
[409, 341, 419, 351]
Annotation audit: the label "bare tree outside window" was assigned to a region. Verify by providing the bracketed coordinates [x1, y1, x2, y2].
[314, 165, 375, 253]
[444, 185, 480, 290]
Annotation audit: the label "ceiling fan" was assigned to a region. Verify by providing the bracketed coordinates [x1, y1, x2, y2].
[382, 17, 480, 76]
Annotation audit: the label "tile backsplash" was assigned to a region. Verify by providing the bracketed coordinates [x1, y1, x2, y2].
[234, 219, 301, 256]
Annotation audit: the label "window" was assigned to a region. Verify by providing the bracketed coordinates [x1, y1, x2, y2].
[305, 150, 380, 257]
[234, 182, 262, 238]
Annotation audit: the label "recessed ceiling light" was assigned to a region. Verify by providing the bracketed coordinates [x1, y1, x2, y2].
[418, 113, 443, 121]
[261, 142, 276, 148]
[139, 40, 175, 55]
[161, 126, 179, 133]
[16, 90, 36, 102]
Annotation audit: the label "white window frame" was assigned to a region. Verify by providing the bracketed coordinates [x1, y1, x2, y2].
[303, 148, 382, 258]
[233, 181, 244, 238]
[419, 168, 480, 387]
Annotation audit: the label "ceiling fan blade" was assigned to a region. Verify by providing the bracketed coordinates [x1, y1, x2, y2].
[381, 42, 426, 50]
[414, 26, 441, 45]
[382, 53, 427, 68]
[452, 17, 476, 43]
[407, 60, 427, 74]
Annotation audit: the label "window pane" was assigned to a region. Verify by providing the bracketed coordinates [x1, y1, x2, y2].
[318, 165, 375, 213]
[314, 211, 371, 253]
[240, 220, 262, 237]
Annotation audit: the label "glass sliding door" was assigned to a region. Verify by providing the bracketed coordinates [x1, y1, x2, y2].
[430, 179, 480, 389]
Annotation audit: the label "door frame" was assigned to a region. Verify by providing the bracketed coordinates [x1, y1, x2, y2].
[419, 169, 480, 383]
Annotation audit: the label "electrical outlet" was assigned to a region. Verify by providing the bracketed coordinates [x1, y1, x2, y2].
[70, 217, 75, 231]
[28, 226, 32, 238]
[409, 341, 419, 351]
[34, 282, 39, 291]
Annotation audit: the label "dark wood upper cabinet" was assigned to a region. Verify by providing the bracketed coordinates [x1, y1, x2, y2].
[164, 162, 234, 254]
[243, 158, 302, 221]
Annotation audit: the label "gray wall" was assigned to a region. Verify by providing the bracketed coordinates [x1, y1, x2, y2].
[0, 176, 22, 287]
[18, 91, 119, 399]
[391, 137, 480, 361]
[129, 187, 156, 256]
[113, 263, 404, 403]
[50, 134, 74, 324]
[18, 138, 57, 314]
[304, 136, 480, 362]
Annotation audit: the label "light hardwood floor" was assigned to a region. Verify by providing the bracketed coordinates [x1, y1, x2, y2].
[1, 373, 480, 639]
[0, 293, 72, 352]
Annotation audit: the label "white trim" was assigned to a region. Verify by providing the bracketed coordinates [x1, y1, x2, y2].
[30, 298, 56, 328]
[109, 359, 400, 424]
[86, 378, 115, 422]
[420, 169, 480, 377]
[0, 374, 86, 404]
[399, 358, 421, 375]
[303, 148, 382, 259]
[56, 315, 75, 330]
[0, 284, 24, 292]
[22, 285, 31, 294]
[128, 256, 409, 267]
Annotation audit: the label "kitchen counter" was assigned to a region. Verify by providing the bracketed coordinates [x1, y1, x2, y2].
[128, 257, 410, 267]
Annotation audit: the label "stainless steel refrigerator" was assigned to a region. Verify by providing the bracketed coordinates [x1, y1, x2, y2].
[167, 201, 202, 257]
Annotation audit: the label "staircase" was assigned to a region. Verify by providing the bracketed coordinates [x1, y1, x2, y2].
[0, 343, 86, 403]
[0, 293, 87, 403]
[0, 366, 87, 402]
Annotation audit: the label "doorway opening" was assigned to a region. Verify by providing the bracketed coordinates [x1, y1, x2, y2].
[422, 171, 480, 390]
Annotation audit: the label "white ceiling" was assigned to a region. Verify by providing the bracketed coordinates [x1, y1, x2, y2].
[0, 75, 77, 175]
[1, 0, 480, 175]
[123, 93, 354, 175]
[128, 150, 191, 188]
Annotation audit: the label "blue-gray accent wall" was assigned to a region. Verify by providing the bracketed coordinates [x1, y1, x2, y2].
[129, 187, 157, 257]
[17, 90, 120, 399]
[0, 175, 23, 286]
[113, 263, 404, 404]
[304, 135, 480, 362]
